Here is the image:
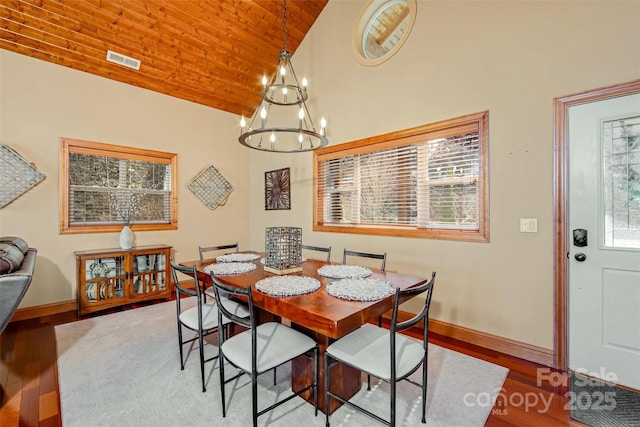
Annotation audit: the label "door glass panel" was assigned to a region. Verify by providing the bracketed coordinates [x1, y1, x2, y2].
[602, 115, 640, 248]
[84, 256, 125, 301]
[132, 253, 167, 294]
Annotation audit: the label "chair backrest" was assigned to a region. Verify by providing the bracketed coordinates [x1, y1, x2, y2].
[342, 249, 387, 271]
[169, 259, 205, 307]
[210, 275, 253, 330]
[391, 271, 436, 339]
[198, 242, 239, 262]
[385, 271, 435, 383]
[301, 244, 332, 262]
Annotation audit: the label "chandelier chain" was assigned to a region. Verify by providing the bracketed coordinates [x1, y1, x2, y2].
[282, 0, 287, 52]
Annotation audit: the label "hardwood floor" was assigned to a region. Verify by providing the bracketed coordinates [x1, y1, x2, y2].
[1, 299, 586, 427]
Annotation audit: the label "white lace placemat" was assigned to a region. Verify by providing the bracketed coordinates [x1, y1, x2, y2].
[317, 264, 372, 279]
[255, 275, 321, 297]
[326, 278, 396, 301]
[216, 253, 260, 263]
[204, 262, 257, 276]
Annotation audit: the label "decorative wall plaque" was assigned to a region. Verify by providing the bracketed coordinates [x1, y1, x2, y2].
[0, 144, 46, 208]
[188, 165, 233, 210]
[265, 167, 291, 210]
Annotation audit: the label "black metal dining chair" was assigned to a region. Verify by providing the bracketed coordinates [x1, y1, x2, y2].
[199, 242, 240, 303]
[301, 244, 332, 262]
[324, 272, 436, 426]
[169, 259, 249, 392]
[343, 249, 387, 271]
[343, 249, 388, 328]
[210, 274, 319, 427]
[198, 242, 239, 262]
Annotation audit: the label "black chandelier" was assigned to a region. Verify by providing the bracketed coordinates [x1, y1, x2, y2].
[238, 0, 328, 152]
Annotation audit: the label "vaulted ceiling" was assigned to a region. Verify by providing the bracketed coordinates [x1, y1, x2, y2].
[0, 0, 329, 117]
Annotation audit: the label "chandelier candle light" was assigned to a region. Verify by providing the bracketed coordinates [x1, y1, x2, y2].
[238, 0, 328, 153]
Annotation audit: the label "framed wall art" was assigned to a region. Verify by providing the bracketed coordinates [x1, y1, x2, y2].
[265, 167, 290, 210]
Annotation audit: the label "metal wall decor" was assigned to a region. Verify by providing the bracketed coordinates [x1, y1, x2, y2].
[264, 226, 302, 274]
[265, 167, 291, 210]
[188, 165, 233, 210]
[0, 144, 46, 208]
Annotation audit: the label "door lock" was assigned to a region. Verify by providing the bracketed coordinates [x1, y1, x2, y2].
[573, 229, 588, 247]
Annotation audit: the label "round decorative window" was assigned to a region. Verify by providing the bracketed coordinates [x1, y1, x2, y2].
[352, 0, 417, 66]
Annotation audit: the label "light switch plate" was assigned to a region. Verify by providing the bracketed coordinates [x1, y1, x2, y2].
[520, 218, 538, 233]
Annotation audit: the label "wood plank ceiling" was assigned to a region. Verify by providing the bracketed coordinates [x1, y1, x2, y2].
[0, 0, 329, 117]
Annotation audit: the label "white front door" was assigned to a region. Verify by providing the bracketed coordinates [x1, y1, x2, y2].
[568, 92, 640, 391]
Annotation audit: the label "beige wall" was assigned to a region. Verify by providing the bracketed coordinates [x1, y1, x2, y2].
[0, 50, 250, 308]
[248, 0, 640, 350]
[2, 0, 638, 353]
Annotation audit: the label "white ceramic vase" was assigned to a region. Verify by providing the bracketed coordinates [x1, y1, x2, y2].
[119, 225, 134, 250]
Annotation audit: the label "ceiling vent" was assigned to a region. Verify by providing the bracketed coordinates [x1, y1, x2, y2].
[106, 50, 141, 70]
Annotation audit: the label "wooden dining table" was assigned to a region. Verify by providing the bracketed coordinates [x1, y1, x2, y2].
[180, 252, 429, 414]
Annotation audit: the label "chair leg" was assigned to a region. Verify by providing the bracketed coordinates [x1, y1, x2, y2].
[252, 371, 258, 427]
[198, 331, 206, 392]
[390, 380, 396, 427]
[314, 347, 319, 416]
[177, 323, 185, 370]
[422, 360, 427, 423]
[219, 351, 227, 417]
[369, 317, 379, 389]
[324, 351, 330, 427]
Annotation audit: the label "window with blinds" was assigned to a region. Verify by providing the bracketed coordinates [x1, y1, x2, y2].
[314, 111, 488, 242]
[60, 138, 178, 234]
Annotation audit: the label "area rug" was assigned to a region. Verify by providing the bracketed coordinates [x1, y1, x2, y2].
[55, 299, 509, 426]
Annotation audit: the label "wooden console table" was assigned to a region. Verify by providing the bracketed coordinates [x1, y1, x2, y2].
[75, 245, 172, 315]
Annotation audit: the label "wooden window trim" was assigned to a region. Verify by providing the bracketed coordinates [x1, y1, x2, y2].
[313, 111, 489, 242]
[60, 137, 178, 234]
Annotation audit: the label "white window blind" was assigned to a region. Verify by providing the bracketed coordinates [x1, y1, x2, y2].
[417, 133, 480, 229]
[69, 155, 172, 225]
[321, 146, 419, 225]
[315, 111, 487, 240]
[322, 156, 356, 223]
[61, 137, 177, 233]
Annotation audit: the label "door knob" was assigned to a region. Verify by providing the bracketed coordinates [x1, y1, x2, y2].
[574, 253, 586, 262]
